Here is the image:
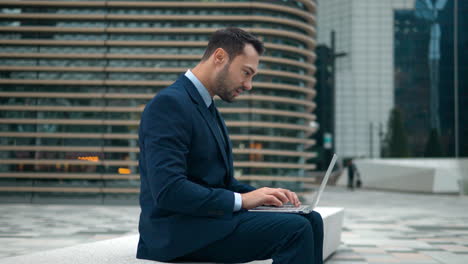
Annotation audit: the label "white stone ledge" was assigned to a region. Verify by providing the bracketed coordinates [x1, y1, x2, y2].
[0, 207, 344, 264]
[337, 158, 468, 193]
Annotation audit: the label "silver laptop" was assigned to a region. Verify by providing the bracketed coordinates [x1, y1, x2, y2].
[248, 154, 338, 214]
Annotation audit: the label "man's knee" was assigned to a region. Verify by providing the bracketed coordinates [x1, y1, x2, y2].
[286, 214, 314, 235]
[312, 211, 324, 225]
[283, 213, 322, 233]
[304, 211, 323, 227]
[277, 215, 314, 248]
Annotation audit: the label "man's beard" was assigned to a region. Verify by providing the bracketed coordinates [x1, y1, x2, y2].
[214, 63, 242, 103]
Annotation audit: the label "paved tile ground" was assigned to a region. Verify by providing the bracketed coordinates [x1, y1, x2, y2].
[1, 187, 468, 263]
[320, 187, 468, 264]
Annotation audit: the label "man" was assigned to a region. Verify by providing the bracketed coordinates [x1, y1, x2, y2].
[347, 159, 361, 189]
[347, 159, 356, 190]
[137, 27, 324, 264]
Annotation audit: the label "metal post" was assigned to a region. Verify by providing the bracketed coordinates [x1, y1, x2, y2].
[369, 122, 374, 158]
[379, 122, 384, 157]
[330, 31, 347, 158]
[331, 31, 336, 157]
[454, 0, 459, 158]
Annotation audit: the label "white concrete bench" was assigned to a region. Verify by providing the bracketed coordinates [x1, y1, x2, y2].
[336, 158, 468, 193]
[0, 207, 343, 264]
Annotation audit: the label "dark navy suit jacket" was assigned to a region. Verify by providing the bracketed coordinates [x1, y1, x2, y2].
[137, 75, 256, 262]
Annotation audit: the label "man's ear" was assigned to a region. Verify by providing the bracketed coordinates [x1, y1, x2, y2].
[213, 48, 228, 65]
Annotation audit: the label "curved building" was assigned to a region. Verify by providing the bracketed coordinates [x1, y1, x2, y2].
[0, 0, 317, 202]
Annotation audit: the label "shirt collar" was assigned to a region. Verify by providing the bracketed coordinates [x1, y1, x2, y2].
[185, 69, 212, 108]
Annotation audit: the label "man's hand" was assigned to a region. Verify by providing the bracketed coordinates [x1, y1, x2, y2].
[241, 187, 301, 210]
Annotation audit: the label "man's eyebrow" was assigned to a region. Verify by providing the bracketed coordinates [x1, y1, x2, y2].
[245, 66, 256, 75]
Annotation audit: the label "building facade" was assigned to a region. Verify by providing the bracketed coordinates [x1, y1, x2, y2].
[394, 0, 468, 157]
[317, 0, 406, 158]
[0, 0, 318, 202]
[316, 0, 466, 158]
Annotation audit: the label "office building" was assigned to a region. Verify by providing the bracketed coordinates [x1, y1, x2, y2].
[316, 0, 466, 158]
[0, 0, 318, 202]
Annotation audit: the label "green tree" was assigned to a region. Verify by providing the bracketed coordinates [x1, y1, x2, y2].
[382, 108, 410, 157]
[424, 128, 444, 157]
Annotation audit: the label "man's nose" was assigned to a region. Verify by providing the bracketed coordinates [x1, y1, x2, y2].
[243, 79, 253, 91]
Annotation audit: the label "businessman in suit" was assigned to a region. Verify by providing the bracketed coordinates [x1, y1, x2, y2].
[137, 27, 324, 264]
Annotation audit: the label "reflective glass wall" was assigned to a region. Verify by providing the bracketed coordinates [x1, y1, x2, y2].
[394, 0, 468, 157]
[0, 0, 318, 202]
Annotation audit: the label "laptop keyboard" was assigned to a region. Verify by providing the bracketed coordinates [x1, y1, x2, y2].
[251, 205, 310, 211]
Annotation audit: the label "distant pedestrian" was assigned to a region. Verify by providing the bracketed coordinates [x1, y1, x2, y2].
[347, 159, 359, 190]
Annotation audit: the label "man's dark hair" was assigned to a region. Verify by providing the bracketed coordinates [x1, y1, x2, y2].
[201, 27, 264, 61]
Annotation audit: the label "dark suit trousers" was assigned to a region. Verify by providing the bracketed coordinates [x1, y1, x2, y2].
[173, 211, 324, 264]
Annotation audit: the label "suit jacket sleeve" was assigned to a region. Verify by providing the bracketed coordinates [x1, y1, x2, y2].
[226, 177, 256, 194]
[141, 93, 234, 219]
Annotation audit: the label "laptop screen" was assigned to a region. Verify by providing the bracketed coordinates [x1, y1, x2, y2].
[312, 153, 338, 209]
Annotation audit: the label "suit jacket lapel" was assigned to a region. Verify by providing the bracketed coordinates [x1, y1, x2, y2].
[196, 103, 230, 169]
[181, 75, 230, 171]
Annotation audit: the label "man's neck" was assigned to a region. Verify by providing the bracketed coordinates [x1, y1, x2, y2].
[191, 63, 215, 97]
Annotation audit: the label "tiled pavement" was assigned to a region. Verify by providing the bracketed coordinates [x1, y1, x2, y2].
[320, 187, 468, 264]
[1, 187, 468, 264]
[0, 204, 138, 259]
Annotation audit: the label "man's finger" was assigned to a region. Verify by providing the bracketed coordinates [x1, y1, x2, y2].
[278, 189, 298, 206]
[265, 189, 288, 203]
[282, 190, 299, 207]
[264, 195, 283, 207]
[293, 192, 301, 206]
[283, 190, 294, 204]
[272, 190, 289, 203]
